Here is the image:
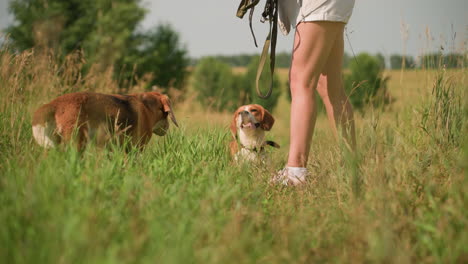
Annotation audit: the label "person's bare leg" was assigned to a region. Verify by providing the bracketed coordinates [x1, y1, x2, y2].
[317, 75, 334, 136]
[316, 30, 356, 149]
[287, 22, 343, 168]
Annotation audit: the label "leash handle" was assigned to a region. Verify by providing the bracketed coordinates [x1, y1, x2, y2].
[255, 0, 278, 99]
[255, 37, 273, 99]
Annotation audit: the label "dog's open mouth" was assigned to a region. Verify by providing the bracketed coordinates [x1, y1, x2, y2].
[241, 122, 260, 129]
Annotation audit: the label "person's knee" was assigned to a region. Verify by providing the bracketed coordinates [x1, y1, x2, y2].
[289, 71, 318, 97]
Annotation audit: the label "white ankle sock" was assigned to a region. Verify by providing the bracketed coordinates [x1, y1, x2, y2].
[286, 167, 308, 177]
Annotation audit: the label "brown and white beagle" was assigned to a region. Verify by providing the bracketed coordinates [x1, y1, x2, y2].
[32, 91, 178, 150]
[229, 104, 280, 162]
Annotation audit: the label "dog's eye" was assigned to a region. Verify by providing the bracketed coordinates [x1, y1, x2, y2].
[251, 109, 258, 113]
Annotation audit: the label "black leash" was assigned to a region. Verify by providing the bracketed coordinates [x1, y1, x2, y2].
[248, 6, 258, 47]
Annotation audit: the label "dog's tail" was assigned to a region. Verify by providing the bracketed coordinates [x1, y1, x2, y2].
[32, 104, 60, 148]
[265, 140, 280, 148]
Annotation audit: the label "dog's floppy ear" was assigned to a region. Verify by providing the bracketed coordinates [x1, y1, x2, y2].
[160, 95, 179, 127]
[261, 107, 275, 131]
[230, 109, 239, 140]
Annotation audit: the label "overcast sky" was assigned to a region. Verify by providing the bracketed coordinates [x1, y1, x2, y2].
[1, 0, 467, 59]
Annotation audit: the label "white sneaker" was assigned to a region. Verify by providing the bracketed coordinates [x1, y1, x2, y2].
[271, 167, 308, 186]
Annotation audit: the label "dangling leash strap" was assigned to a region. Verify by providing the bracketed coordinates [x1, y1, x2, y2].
[236, 0, 278, 99]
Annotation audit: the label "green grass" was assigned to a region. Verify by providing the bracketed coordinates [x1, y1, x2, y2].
[0, 49, 466, 263]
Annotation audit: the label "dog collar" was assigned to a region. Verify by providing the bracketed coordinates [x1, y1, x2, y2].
[240, 144, 264, 153]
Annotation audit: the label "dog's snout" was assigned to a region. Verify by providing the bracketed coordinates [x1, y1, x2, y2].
[241, 110, 249, 115]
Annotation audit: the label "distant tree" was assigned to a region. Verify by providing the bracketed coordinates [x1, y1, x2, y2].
[343, 52, 351, 68]
[229, 54, 254, 67]
[192, 56, 281, 112]
[6, 0, 189, 91]
[390, 54, 415, 69]
[242, 56, 281, 111]
[275, 52, 292, 68]
[420, 52, 466, 69]
[192, 57, 243, 111]
[344, 53, 390, 109]
[443, 53, 466, 68]
[118, 24, 189, 91]
[389, 55, 401, 69]
[375, 53, 386, 69]
[194, 52, 292, 68]
[7, 0, 145, 70]
[198, 54, 254, 67]
[344, 52, 388, 70]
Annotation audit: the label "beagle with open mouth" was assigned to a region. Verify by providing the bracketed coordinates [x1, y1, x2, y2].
[229, 104, 280, 162]
[32, 91, 178, 150]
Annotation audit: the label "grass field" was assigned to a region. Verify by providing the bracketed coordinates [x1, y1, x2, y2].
[0, 49, 467, 263]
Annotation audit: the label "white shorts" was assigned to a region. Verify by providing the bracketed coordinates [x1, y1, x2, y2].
[278, 0, 355, 35]
[298, 0, 355, 24]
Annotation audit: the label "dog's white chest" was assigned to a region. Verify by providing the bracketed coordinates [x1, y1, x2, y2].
[234, 147, 266, 163]
[238, 129, 265, 149]
[235, 129, 267, 163]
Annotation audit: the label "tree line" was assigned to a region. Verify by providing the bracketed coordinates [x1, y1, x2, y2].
[197, 52, 466, 70]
